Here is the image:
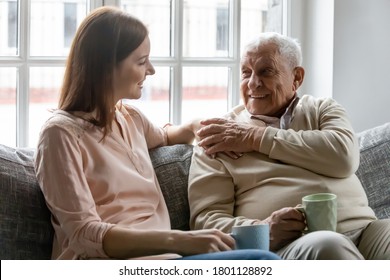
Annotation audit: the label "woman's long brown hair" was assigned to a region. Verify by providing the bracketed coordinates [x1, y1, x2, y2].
[58, 6, 148, 138]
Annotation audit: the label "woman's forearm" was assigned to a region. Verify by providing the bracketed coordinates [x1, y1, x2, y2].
[102, 226, 176, 259]
[166, 119, 201, 145]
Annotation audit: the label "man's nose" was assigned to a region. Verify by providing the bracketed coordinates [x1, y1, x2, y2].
[248, 74, 262, 90]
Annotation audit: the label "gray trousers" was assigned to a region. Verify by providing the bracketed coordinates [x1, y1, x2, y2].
[277, 219, 390, 260]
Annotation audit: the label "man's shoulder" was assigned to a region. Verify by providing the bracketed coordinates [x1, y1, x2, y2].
[224, 104, 249, 121]
[298, 95, 339, 109]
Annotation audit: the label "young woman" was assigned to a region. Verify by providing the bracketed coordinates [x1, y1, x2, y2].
[34, 6, 279, 260]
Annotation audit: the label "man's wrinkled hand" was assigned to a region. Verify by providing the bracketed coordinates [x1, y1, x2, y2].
[263, 207, 306, 252]
[196, 118, 265, 155]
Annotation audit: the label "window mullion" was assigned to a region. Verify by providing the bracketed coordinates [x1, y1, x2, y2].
[282, 0, 291, 36]
[171, 0, 183, 125]
[17, 0, 30, 147]
[90, 0, 105, 10]
[229, 0, 241, 110]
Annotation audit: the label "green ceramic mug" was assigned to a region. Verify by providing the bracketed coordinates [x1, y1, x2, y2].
[296, 193, 337, 232]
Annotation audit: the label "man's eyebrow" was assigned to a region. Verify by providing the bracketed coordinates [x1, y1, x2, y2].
[254, 58, 276, 68]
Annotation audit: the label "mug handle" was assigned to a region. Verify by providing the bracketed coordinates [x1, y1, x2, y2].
[294, 205, 308, 234]
[295, 204, 305, 214]
[229, 233, 238, 249]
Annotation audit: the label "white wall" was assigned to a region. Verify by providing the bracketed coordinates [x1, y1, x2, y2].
[289, 0, 334, 99]
[289, 0, 390, 132]
[333, 0, 390, 132]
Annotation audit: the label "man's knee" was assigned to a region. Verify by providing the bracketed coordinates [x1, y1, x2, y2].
[280, 231, 364, 260]
[359, 219, 390, 259]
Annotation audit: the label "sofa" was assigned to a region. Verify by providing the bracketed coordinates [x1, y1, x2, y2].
[1, 122, 389, 260]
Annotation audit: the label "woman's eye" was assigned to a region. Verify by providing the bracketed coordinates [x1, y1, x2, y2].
[139, 58, 149, 65]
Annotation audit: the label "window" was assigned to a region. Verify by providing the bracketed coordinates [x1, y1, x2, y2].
[7, 1, 17, 49]
[64, 3, 78, 48]
[0, 0, 283, 148]
[0, 0, 88, 147]
[121, 0, 283, 126]
[216, 6, 229, 52]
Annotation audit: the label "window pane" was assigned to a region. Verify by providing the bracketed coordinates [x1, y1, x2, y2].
[0, 67, 17, 147]
[183, 0, 230, 57]
[124, 66, 170, 127]
[241, 0, 276, 51]
[0, 0, 18, 56]
[182, 67, 228, 123]
[29, 67, 64, 147]
[122, 0, 171, 57]
[64, 2, 78, 48]
[30, 0, 87, 56]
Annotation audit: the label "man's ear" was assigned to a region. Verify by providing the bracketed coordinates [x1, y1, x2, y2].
[293, 66, 305, 90]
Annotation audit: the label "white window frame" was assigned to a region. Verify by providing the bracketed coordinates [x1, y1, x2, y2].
[1, 0, 102, 147]
[1, 0, 287, 147]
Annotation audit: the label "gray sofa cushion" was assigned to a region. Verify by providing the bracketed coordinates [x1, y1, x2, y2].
[0, 144, 53, 260]
[149, 144, 193, 230]
[356, 122, 390, 220]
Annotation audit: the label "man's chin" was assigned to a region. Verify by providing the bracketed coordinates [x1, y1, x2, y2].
[246, 105, 268, 116]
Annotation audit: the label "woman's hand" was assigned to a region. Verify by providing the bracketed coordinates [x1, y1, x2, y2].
[171, 229, 235, 256]
[103, 227, 234, 259]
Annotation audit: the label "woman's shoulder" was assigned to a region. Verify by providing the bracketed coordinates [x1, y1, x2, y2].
[116, 102, 151, 125]
[40, 110, 87, 140]
[117, 102, 143, 117]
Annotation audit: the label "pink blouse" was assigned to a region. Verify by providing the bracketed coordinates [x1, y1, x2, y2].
[34, 104, 172, 259]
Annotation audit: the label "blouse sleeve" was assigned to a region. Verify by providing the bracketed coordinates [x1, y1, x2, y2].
[123, 104, 168, 149]
[34, 121, 114, 258]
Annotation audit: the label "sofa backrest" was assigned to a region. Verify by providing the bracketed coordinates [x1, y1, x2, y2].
[0, 122, 389, 259]
[0, 144, 53, 259]
[356, 122, 390, 220]
[149, 144, 193, 231]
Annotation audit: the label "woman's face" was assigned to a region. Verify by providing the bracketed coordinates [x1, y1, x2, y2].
[113, 36, 155, 102]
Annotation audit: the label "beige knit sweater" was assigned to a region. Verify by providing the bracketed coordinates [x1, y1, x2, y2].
[189, 95, 376, 234]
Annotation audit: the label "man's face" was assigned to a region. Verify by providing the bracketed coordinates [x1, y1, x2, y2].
[240, 42, 298, 117]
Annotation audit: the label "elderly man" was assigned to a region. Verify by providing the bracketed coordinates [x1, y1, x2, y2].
[188, 32, 390, 259]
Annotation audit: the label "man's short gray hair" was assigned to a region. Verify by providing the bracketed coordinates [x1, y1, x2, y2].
[244, 32, 302, 69]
